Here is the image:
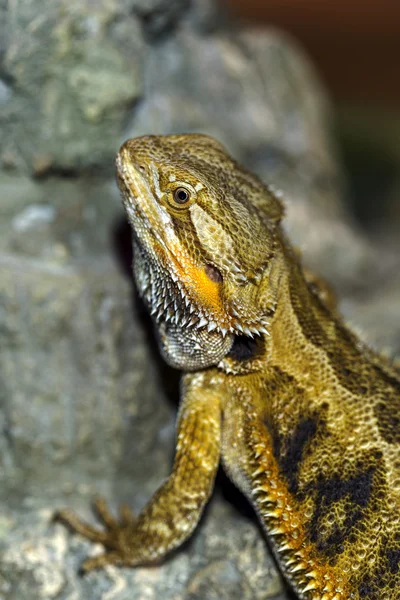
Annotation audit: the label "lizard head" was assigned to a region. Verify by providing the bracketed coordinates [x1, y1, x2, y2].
[116, 134, 284, 369]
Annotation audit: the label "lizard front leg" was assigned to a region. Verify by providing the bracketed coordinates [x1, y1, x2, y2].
[56, 370, 224, 572]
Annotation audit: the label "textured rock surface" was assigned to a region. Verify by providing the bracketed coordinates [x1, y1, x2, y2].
[0, 0, 398, 599]
[0, 500, 283, 600]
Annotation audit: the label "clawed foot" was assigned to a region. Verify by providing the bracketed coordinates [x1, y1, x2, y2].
[55, 497, 136, 573]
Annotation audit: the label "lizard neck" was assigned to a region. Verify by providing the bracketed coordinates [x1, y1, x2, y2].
[273, 239, 340, 356]
[221, 234, 362, 379]
[269, 237, 354, 381]
[265, 235, 394, 401]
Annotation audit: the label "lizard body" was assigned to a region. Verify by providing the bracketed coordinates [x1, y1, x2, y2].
[57, 135, 400, 599]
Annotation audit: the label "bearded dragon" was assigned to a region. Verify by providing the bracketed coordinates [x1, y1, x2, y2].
[57, 134, 400, 599]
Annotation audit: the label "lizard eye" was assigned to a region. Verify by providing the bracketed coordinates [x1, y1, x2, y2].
[173, 187, 191, 204]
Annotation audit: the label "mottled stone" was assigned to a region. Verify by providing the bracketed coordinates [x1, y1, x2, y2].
[0, 501, 285, 600]
[342, 274, 400, 359]
[0, 2, 143, 174]
[0, 256, 171, 502]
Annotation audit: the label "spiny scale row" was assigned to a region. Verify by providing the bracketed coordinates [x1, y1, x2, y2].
[143, 266, 271, 338]
[251, 467, 344, 600]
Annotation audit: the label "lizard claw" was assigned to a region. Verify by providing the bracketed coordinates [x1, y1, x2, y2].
[92, 496, 119, 529]
[118, 501, 136, 527]
[55, 507, 110, 544]
[79, 550, 130, 574]
[55, 498, 138, 571]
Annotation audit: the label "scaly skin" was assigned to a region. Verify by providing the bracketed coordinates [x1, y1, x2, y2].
[57, 135, 400, 599]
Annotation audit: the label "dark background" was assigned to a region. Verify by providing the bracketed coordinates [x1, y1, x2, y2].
[228, 0, 400, 237]
[230, 0, 400, 105]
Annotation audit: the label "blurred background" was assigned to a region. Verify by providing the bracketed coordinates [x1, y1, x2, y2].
[229, 0, 400, 241]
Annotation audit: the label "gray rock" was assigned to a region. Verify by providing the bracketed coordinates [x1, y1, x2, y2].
[0, 500, 285, 600]
[0, 253, 172, 505]
[342, 274, 400, 360]
[0, 2, 143, 174]
[0, 0, 398, 599]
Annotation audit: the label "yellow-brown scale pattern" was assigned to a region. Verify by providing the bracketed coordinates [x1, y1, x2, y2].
[56, 135, 400, 599]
